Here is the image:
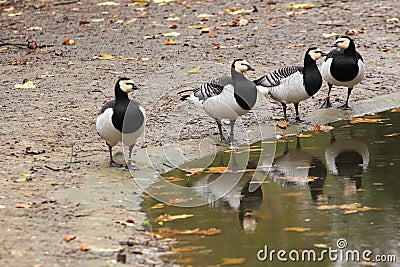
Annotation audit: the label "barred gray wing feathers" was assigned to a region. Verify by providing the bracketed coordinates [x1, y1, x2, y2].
[193, 76, 233, 101]
[254, 66, 303, 87]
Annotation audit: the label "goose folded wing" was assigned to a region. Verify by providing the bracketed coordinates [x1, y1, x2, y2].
[254, 66, 303, 87]
[193, 76, 233, 101]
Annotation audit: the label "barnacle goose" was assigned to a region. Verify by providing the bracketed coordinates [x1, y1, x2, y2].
[96, 77, 146, 169]
[320, 36, 365, 110]
[178, 59, 257, 143]
[254, 48, 326, 122]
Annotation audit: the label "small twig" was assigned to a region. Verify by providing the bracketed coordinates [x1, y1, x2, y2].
[53, 0, 79, 6]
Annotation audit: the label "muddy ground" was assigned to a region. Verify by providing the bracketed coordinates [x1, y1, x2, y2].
[0, 0, 399, 266]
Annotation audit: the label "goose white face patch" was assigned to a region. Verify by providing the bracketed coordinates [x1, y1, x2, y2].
[234, 60, 251, 73]
[308, 48, 323, 61]
[336, 37, 351, 49]
[119, 79, 135, 93]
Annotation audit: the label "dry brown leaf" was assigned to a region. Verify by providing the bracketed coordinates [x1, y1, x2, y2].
[198, 228, 222, 235]
[14, 203, 31, 208]
[125, 18, 137, 25]
[208, 33, 217, 38]
[164, 176, 185, 182]
[276, 120, 288, 129]
[319, 125, 334, 133]
[351, 117, 390, 124]
[267, 23, 276, 27]
[378, 47, 392, 52]
[297, 133, 312, 138]
[155, 214, 194, 222]
[322, 32, 339, 38]
[164, 39, 178, 45]
[63, 235, 77, 242]
[345, 29, 366, 35]
[206, 166, 228, 173]
[79, 244, 91, 251]
[391, 108, 400, 113]
[62, 39, 75, 45]
[283, 227, 311, 232]
[221, 258, 246, 266]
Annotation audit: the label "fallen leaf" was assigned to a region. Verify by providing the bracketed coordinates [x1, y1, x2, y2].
[4, 6, 15, 12]
[296, 165, 316, 169]
[15, 203, 31, 208]
[153, 0, 174, 3]
[188, 66, 201, 74]
[164, 176, 185, 182]
[163, 31, 180, 37]
[79, 244, 91, 251]
[8, 12, 23, 17]
[0, 205, 6, 209]
[360, 261, 377, 266]
[384, 133, 398, 137]
[14, 81, 36, 89]
[187, 25, 208, 29]
[319, 125, 334, 133]
[351, 117, 390, 124]
[155, 214, 194, 222]
[196, 13, 216, 18]
[125, 18, 137, 24]
[172, 246, 206, 252]
[208, 33, 217, 38]
[206, 166, 228, 173]
[290, 43, 305, 48]
[285, 3, 316, 9]
[62, 39, 75, 45]
[96, 1, 120, 6]
[63, 235, 77, 242]
[286, 10, 308, 15]
[322, 32, 339, 38]
[378, 47, 392, 52]
[391, 108, 400, 113]
[297, 133, 312, 138]
[267, 23, 276, 27]
[385, 17, 399, 23]
[151, 203, 168, 209]
[164, 39, 178, 45]
[283, 227, 311, 232]
[27, 26, 42, 31]
[345, 29, 366, 35]
[166, 16, 180, 21]
[221, 258, 246, 266]
[276, 121, 288, 129]
[314, 243, 329, 248]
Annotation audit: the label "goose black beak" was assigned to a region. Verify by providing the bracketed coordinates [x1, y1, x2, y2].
[321, 51, 328, 57]
[331, 42, 338, 48]
[133, 84, 140, 90]
[247, 65, 255, 71]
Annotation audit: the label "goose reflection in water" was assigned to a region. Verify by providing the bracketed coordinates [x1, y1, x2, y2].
[269, 136, 327, 203]
[195, 151, 263, 232]
[325, 131, 369, 194]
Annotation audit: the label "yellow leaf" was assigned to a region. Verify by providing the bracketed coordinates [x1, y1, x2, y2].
[163, 31, 180, 37]
[391, 108, 400, 113]
[8, 12, 23, 17]
[188, 66, 201, 74]
[164, 39, 177, 45]
[297, 133, 312, 138]
[166, 16, 180, 21]
[286, 10, 308, 15]
[221, 258, 246, 265]
[15, 203, 32, 208]
[155, 214, 194, 222]
[196, 13, 216, 18]
[151, 203, 167, 209]
[285, 3, 316, 9]
[283, 227, 311, 232]
[4, 6, 15, 12]
[276, 120, 288, 129]
[125, 18, 137, 25]
[96, 1, 120, 6]
[187, 25, 208, 29]
[351, 117, 390, 124]
[14, 81, 36, 89]
[0, 205, 6, 209]
[153, 0, 174, 3]
[164, 176, 185, 182]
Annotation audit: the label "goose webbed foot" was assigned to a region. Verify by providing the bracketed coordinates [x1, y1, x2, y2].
[126, 161, 139, 170]
[320, 97, 332, 109]
[295, 117, 305, 123]
[338, 103, 352, 110]
[110, 160, 124, 168]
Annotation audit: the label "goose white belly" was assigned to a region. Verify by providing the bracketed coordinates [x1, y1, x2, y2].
[96, 108, 121, 147]
[322, 58, 365, 88]
[202, 85, 246, 120]
[260, 72, 310, 104]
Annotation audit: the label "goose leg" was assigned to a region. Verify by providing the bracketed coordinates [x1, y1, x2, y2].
[320, 83, 333, 108]
[338, 88, 353, 110]
[281, 102, 288, 121]
[215, 118, 226, 142]
[294, 103, 304, 122]
[126, 145, 139, 170]
[228, 119, 236, 144]
[107, 143, 123, 167]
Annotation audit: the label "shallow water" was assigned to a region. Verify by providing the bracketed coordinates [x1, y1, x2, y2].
[141, 110, 400, 266]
